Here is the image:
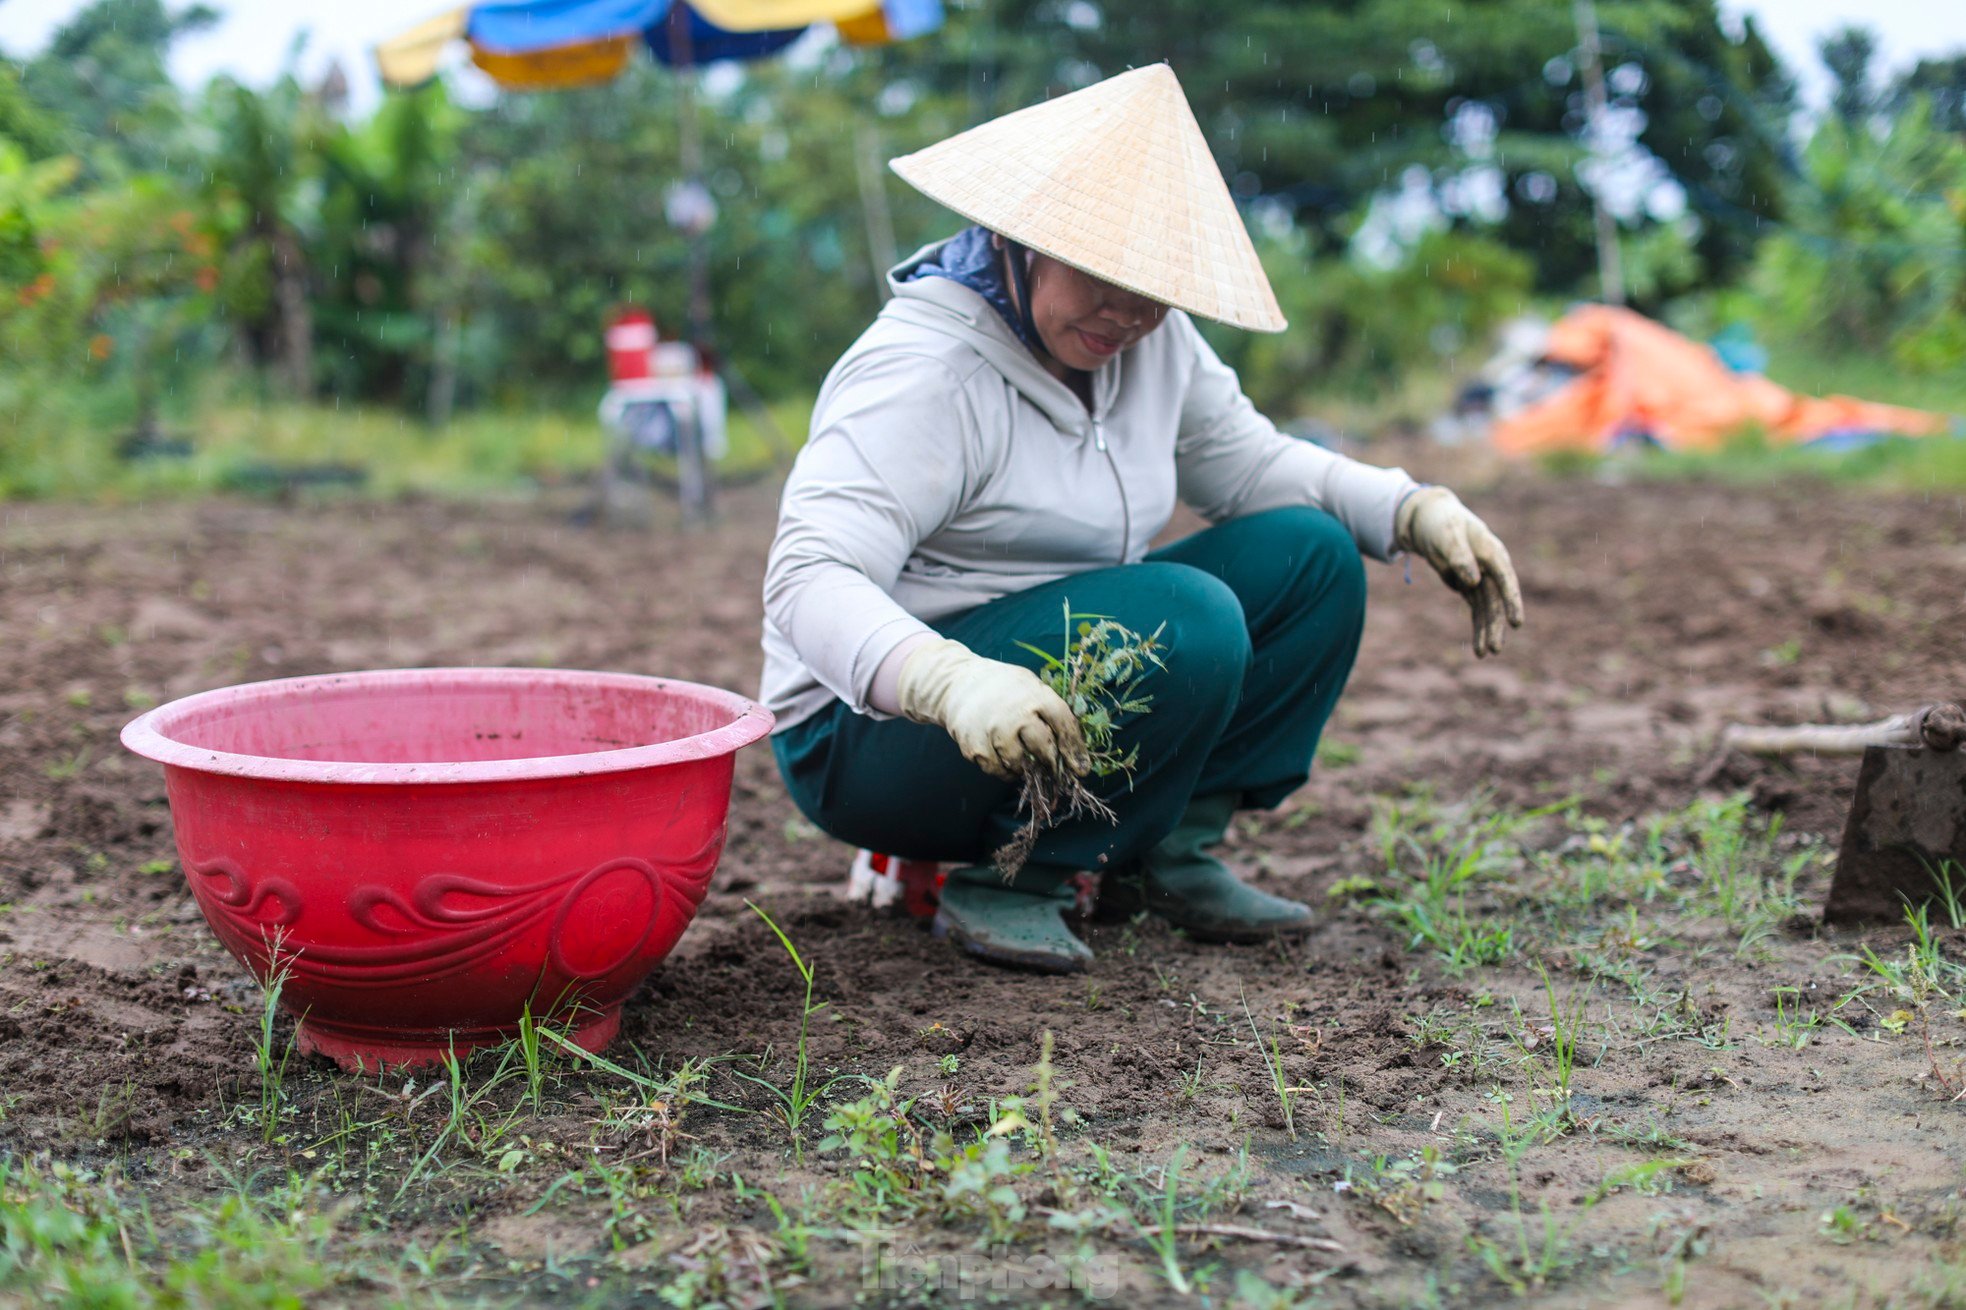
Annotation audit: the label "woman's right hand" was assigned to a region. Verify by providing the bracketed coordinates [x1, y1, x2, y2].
[895, 638, 1092, 781]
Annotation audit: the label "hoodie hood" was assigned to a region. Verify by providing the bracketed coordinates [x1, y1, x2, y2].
[897, 224, 1039, 351]
[884, 234, 1118, 434]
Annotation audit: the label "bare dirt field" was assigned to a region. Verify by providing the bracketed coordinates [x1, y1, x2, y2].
[5, 450, 1966, 1307]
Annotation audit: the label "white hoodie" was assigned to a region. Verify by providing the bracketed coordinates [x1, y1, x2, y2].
[758, 239, 1418, 731]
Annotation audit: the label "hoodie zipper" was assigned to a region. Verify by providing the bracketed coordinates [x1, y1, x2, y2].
[1091, 416, 1131, 565]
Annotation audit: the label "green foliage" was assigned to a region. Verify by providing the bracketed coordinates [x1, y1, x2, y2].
[197, 75, 325, 398]
[1366, 792, 1553, 971]
[313, 83, 469, 405]
[819, 1066, 931, 1209]
[812, 1065, 1043, 1239]
[1924, 859, 1966, 931]
[0, 388, 805, 501]
[1218, 225, 1535, 414]
[0, 62, 63, 161]
[0, 133, 224, 466]
[0, 0, 1823, 483]
[1891, 54, 1966, 135]
[15, 0, 215, 175]
[1463, 1098, 1619, 1295]
[0, 0, 1951, 514]
[1533, 964, 1593, 1110]
[1368, 788, 1827, 990]
[462, 58, 899, 403]
[1748, 98, 1966, 375]
[1840, 903, 1966, 1017]
[0, 1158, 338, 1307]
[1820, 26, 1882, 127]
[1349, 1145, 1460, 1226]
[1138, 1145, 1200, 1294]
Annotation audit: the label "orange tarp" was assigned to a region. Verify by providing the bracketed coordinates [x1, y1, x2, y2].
[1491, 305, 1949, 457]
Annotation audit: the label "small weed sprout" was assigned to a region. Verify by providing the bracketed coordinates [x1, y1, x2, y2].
[1758, 987, 1820, 1050]
[1243, 991, 1301, 1140]
[1017, 1029, 1077, 1200]
[1921, 856, 1966, 930]
[1176, 1053, 1208, 1103]
[995, 605, 1165, 878]
[1843, 903, 1966, 1015]
[1365, 1145, 1459, 1225]
[396, 1040, 484, 1200]
[819, 1064, 930, 1203]
[733, 901, 851, 1158]
[1365, 792, 1552, 970]
[541, 1031, 743, 1166]
[43, 746, 90, 781]
[1141, 1144, 1199, 1295]
[251, 927, 303, 1144]
[1468, 1098, 1602, 1294]
[1536, 965, 1593, 1113]
[76, 1079, 139, 1142]
[514, 1001, 548, 1114]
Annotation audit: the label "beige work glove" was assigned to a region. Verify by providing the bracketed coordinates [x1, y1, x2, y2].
[895, 637, 1091, 781]
[1395, 486, 1526, 658]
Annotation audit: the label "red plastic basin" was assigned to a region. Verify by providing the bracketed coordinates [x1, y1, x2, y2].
[121, 668, 773, 1069]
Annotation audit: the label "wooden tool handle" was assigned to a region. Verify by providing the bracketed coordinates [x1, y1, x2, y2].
[1721, 702, 1966, 756]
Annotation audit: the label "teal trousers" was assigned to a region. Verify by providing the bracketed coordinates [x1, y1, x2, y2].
[772, 507, 1368, 871]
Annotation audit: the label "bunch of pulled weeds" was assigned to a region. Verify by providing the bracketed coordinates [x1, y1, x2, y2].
[994, 607, 1165, 879]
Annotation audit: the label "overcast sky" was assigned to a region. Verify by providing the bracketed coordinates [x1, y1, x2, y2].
[2, 0, 1962, 118]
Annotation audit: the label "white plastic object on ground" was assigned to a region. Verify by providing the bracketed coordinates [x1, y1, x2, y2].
[847, 848, 904, 910]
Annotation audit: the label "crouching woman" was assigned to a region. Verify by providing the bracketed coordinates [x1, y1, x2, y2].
[758, 65, 1523, 973]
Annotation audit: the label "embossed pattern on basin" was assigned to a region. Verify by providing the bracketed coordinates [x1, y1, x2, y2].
[121, 668, 773, 1069]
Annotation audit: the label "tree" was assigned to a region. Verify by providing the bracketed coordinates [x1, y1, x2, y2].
[201, 76, 321, 397]
[19, 0, 215, 174]
[312, 82, 464, 405]
[0, 59, 63, 160]
[1892, 55, 1966, 137]
[1750, 98, 1966, 371]
[1623, 3, 1795, 301]
[1820, 25, 1878, 127]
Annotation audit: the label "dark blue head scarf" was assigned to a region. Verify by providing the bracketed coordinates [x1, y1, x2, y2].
[901, 226, 1042, 352]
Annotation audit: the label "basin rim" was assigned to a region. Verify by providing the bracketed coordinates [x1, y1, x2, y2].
[120, 666, 775, 785]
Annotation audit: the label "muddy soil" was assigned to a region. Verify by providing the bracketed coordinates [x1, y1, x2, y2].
[4, 452, 1966, 1306]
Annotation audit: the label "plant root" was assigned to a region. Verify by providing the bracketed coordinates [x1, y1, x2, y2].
[993, 765, 1116, 880]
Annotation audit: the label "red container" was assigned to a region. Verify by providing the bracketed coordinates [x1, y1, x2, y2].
[121, 668, 772, 1069]
[605, 310, 658, 384]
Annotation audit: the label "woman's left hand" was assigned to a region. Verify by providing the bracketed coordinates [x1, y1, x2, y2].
[1395, 486, 1525, 658]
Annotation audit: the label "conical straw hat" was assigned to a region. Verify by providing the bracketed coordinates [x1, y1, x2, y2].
[890, 64, 1285, 333]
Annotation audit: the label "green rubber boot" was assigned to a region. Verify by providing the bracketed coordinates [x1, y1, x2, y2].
[933, 863, 1093, 974]
[1106, 793, 1313, 943]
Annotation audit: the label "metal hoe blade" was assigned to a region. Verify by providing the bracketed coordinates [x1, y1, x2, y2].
[1827, 743, 1966, 926]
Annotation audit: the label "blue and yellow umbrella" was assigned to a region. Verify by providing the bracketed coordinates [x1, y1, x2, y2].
[376, 0, 942, 89]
